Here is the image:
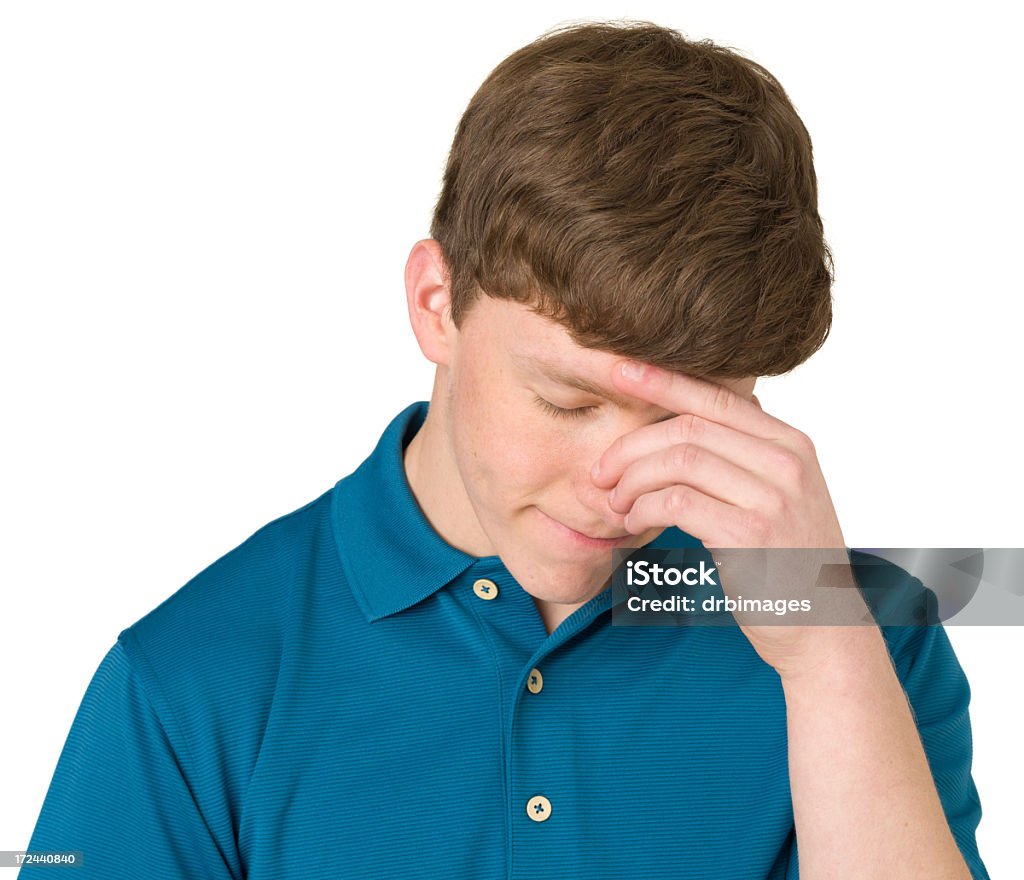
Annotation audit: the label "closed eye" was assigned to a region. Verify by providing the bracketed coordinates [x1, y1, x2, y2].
[533, 395, 596, 420]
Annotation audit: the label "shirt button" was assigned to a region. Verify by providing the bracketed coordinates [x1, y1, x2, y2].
[527, 667, 544, 694]
[473, 578, 499, 600]
[526, 794, 552, 822]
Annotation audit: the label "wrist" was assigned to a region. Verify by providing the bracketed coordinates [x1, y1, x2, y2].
[775, 623, 891, 691]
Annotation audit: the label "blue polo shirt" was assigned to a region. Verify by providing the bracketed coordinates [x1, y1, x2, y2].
[20, 400, 989, 879]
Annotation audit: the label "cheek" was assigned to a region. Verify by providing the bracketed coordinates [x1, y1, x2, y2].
[465, 426, 563, 493]
[447, 384, 516, 483]
[448, 365, 582, 492]
[501, 426, 582, 504]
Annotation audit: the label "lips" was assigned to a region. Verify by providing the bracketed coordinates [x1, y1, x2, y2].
[539, 509, 630, 543]
[573, 527, 630, 541]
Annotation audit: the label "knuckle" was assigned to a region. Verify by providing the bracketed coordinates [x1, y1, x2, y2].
[708, 382, 735, 417]
[668, 442, 701, 473]
[742, 509, 774, 544]
[668, 415, 688, 444]
[768, 445, 803, 482]
[671, 412, 706, 445]
[667, 485, 693, 516]
[790, 429, 816, 457]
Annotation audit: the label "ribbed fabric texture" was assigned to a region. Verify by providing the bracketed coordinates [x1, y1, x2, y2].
[20, 400, 989, 879]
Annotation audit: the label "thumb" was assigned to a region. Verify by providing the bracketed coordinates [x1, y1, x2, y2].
[750, 393, 762, 410]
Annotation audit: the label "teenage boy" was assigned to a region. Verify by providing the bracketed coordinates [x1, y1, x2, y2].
[20, 21, 988, 880]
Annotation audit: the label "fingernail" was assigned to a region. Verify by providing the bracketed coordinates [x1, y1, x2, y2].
[591, 460, 601, 479]
[620, 360, 645, 381]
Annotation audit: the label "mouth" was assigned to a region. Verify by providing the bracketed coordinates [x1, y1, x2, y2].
[537, 508, 634, 549]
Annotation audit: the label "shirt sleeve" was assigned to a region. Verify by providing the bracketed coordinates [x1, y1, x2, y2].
[18, 640, 240, 880]
[777, 621, 990, 880]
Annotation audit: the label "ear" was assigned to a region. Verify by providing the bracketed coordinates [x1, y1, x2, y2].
[404, 239, 455, 367]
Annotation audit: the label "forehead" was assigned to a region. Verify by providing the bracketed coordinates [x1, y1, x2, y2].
[510, 347, 628, 397]
[473, 296, 753, 402]
[494, 306, 632, 390]
[482, 297, 619, 366]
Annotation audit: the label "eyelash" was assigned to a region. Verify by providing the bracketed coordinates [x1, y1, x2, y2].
[533, 396, 596, 420]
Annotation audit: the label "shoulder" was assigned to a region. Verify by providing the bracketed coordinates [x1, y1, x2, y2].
[115, 485, 338, 734]
[122, 486, 334, 642]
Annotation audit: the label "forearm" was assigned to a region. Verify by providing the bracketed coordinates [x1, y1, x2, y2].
[781, 625, 971, 879]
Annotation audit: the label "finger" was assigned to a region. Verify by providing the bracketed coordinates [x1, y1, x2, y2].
[607, 442, 778, 516]
[591, 411, 785, 490]
[611, 360, 789, 440]
[621, 484, 749, 546]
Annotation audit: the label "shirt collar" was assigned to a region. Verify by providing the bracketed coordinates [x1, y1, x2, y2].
[332, 399, 700, 623]
[332, 400, 480, 622]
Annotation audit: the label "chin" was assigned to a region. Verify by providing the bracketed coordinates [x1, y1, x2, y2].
[519, 576, 608, 606]
[521, 549, 619, 600]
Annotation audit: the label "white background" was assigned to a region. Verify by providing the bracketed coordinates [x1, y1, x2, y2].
[2, 1, 1020, 875]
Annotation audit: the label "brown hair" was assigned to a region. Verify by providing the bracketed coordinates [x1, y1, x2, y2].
[429, 20, 834, 380]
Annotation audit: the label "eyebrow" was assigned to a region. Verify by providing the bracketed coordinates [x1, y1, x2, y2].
[518, 354, 677, 423]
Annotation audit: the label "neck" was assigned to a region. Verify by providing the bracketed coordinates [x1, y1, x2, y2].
[403, 402, 495, 559]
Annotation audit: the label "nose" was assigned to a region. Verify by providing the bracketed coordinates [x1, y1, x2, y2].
[574, 429, 636, 531]
[578, 479, 627, 530]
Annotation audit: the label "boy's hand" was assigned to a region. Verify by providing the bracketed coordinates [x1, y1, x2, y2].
[592, 359, 872, 678]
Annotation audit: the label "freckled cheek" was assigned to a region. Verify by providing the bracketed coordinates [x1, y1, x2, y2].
[451, 377, 578, 487]
[524, 431, 587, 494]
[471, 425, 573, 499]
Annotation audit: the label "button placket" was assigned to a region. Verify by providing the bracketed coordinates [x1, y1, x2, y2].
[519, 661, 551, 835]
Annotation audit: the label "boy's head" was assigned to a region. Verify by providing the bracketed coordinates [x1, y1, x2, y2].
[404, 20, 832, 612]
[430, 19, 833, 380]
